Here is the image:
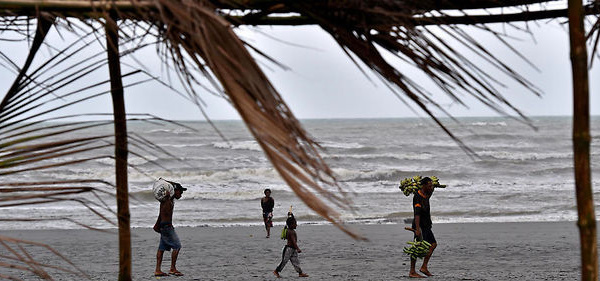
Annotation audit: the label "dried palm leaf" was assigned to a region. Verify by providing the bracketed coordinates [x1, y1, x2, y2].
[1, 1, 600, 280]
[126, 0, 362, 237]
[586, 0, 600, 64]
[0, 235, 89, 280]
[0, 12, 210, 278]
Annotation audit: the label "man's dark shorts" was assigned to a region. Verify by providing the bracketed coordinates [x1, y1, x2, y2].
[415, 227, 436, 244]
[159, 225, 181, 251]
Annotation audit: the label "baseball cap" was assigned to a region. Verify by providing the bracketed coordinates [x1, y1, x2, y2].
[173, 182, 187, 191]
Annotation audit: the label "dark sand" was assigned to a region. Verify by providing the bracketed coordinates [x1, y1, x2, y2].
[2, 222, 586, 280]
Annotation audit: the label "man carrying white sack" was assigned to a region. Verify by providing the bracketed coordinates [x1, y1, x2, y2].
[153, 180, 187, 277]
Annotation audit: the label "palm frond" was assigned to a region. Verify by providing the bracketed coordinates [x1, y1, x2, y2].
[0, 12, 202, 278]
[586, 0, 600, 65]
[0, 234, 89, 280]
[124, 0, 362, 237]
[1, 1, 600, 279]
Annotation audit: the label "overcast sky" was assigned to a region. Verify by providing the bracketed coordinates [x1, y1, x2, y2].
[0, 20, 598, 121]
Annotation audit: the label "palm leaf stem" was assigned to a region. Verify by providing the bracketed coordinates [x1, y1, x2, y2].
[224, 5, 600, 26]
[568, 1, 597, 280]
[0, 15, 52, 111]
[0, 234, 89, 278]
[0, 189, 91, 202]
[0, 179, 114, 187]
[0, 135, 109, 154]
[0, 261, 34, 276]
[104, 12, 131, 280]
[0, 72, 149, 131]
[0, 199, 61, 207]
[0, 253, 83, 275]
[0, 120, 112, 148]
[0, 186, 99, 192]
[0, 120, 112, 141]
[0, 241, 51, 279]
[128, 133, 196, 169]
[0, 143, 113, 169]
[0, 155, 109, 176]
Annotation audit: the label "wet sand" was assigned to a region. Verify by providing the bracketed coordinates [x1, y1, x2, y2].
[2, 221, 585, 280]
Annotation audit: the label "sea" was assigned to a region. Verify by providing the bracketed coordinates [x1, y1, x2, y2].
[2, 116, 599, 230]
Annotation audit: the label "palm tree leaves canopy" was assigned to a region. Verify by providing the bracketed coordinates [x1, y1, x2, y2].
[1, 0, 599, 280]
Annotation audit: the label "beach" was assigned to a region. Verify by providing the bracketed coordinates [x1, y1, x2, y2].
[3, 221, 585, 280]
[2, 117, 598, 280]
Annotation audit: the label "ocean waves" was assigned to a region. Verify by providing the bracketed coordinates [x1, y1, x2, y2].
[4, 117, 597, 230]
[211, 140, 369, 151]
[323, 152, 434, 161]
[477, 150, 573, 161]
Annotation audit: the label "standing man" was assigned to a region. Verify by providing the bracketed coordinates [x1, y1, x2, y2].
[154, 182, 187, 277]
[261, 188, 275, 238]
[409, 177, 437, 278]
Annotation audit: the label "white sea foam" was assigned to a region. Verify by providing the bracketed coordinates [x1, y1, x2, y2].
[148, 128, 193, 135]
[184, 190, 265, 201]
[203, 168, 281, 182]
[148, 129, 173, 134]
[414, 140, 457, 148]
[319, 141, 364, 149]
[94, 158, 114, 165]
[470, 121, 507, 126]
[156, 143, 208, 148]
[331, 167, 423, 182]
[129, 155, 158, 165]
[212, 141, 262, 151]
[323, 153, 433, 161]
[432, 214, 578, 224]
[128, 167, 283, 184]
[478, 150, 571, 160]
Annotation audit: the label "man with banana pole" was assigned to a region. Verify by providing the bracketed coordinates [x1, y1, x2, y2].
[409, 177, 437, 278]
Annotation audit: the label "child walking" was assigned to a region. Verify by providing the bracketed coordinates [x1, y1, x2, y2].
[273, 215, 309, 278]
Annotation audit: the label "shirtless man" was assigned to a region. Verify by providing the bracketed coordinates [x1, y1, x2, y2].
[154, 182, 186, 277]
[273, 216, 309, 278]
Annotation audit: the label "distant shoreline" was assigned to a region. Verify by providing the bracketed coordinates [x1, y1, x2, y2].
[41, 114, 600, 123]
[1, 218, 581, 232]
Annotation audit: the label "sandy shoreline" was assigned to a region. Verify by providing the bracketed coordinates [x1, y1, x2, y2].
[2, 221, 587, 280]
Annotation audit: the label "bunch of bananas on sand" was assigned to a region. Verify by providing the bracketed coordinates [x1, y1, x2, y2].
[398, 175, 446, 196]
[402, 239, 432, 259]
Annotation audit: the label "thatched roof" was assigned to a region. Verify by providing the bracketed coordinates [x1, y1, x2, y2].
[1, 0, 598, 238]
[0, 0, 598, 279]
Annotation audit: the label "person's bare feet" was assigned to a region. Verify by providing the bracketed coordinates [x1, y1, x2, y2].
[420, 268, 433, 276]
[299, 273, 309, 277]
[273, 270, 281, 278]
[409, 271, 426, 278]
[154, 271, 168, 277]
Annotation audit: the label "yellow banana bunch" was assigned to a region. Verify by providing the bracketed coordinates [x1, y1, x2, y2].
[402, 239, 432, 259]
[398, 175, 446, 196]
[398, 177, 420, 196]
[430, 176, 446, 188]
